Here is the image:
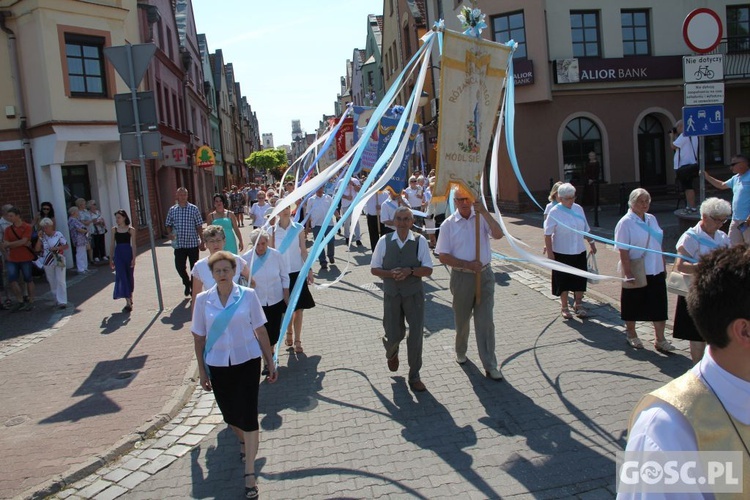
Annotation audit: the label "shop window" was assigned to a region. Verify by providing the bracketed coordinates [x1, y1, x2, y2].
[492, 11, 527, 59]
[571, 11, 600, 57]
[562, 117, 602, 182]
[621, 10, 650, 56]
[704, 135, 725, 166]
[65, 34, 107, 97]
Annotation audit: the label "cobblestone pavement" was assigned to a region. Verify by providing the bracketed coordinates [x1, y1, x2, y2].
[48, 218, 693, 499]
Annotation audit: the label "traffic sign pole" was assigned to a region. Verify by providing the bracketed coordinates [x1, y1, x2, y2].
[121, 44, 164, 312]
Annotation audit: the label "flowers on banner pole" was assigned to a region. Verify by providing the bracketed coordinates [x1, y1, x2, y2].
[458, 3, 487, 38]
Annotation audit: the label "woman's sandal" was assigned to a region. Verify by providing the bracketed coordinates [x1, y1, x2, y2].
[285, 333, 293, 347]
[574, 305, 588, 318]
[561, 308, 573, 320]
[627, 336, 644, 349]
[244, 474, 259, 499]
[294, 340, 304, 353]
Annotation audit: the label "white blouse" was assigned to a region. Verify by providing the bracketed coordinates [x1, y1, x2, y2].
[191, 254, 246, 290]
[614, 210, 665, 275]
[241, 247, 289, 306]
[271, 221, 304, 273]
[544, 203, 589, 255]
[676, 222, 730, 260]
[191, 284, 267, 367]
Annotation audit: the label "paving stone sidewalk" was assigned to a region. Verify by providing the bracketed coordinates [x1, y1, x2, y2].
[52, 234, 693, 499]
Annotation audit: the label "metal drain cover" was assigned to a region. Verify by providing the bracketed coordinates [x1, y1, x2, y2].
[4, 415, 30, 427]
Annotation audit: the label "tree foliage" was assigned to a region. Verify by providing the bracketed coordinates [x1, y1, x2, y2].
[246, 148, 288, 182]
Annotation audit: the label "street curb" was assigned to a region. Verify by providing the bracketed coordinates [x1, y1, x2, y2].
[17, 359, 199, 500]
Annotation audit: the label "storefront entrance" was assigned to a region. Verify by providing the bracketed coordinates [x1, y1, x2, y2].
[637, 115, 667, 186]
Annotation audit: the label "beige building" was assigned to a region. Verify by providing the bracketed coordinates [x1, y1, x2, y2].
[0, 0, 140, 262]
[429, 0, 749, 211]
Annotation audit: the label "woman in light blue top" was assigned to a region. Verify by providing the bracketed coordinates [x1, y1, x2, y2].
[207, 193, 243, 254]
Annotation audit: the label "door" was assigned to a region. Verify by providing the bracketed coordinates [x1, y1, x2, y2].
[61, 164, 91, 209]
[637, 115, 666, 186]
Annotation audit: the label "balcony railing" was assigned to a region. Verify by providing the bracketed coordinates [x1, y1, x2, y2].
[706, 37, 750, 79]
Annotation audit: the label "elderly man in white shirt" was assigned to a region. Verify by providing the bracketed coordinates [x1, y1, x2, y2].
[380, 190, 403, 236]
[371, 206, 433, 392]
[618, 244, 750, 499]
[435, 187, 505, 380]
[305, 186, 336, 269]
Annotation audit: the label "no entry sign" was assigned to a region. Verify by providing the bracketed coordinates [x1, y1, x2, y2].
[683, 8, 723, 54]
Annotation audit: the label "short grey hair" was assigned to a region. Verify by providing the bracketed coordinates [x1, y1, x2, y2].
[628, 188, 651, 208]
[68, 206, 79, 216]
[39, 217, 54, 228]
[700, 197, 732, 219]
[248, 228, 270, 244]
[202, 224, 226, 240]
[394, 206, 413, 219]
[557, 183, 576, 199]
[87, 200, 97, 209]
[75, 198, 86, 207]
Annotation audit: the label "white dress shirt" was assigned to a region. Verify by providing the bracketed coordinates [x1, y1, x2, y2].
[306, 194, 333, 227]
[404, 187, 422, 208]
[544, 203, 590, 255]
[370, 231, 434, 269]
[676, 223, 730, 259]
[380, 198, 399, 230]
[249, 202, 271, 227]
[271, 221, 304, 273]
[435, 208, 494, 266]
[241, 247, 289, 306]
[615, 211, 665, 275]
[191, 254, 246, 289]
[365, 192, 387, 216]
[620, 348, 750, 499]
[191, 283, 267, 366]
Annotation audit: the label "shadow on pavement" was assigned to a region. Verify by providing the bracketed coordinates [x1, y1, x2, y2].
[40, 355, 147, 423]
[189, 428, 245, 499]
[160, 298, 192, 331]
[259, 353, 324, 431]
[99, 311, 131, 335]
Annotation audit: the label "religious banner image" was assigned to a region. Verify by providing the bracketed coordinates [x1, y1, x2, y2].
[352, 106, 380, 173]
[434, 29, 512, 200]
[377, 116, 420, 195]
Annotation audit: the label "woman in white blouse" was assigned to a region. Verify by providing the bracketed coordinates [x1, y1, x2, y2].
[191, 225, 249, 305]
[270, 206, 315, 353]
[673, 197, 731, 363]
[543, 183, 596, 319]
[614, 188, 675, 352]
[242, 229, 289, 366]
[191, 251, 276, 499]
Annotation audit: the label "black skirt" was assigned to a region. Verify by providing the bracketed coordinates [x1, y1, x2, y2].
[620, 273, 668, 322]
[673, 295, 703, 342]
[289, 271, 315, 310]
[208, 357, 261, 432]
[551, 251, 588, 296]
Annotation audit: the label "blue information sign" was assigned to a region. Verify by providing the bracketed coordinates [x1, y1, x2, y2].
[682, 105, 724, 136]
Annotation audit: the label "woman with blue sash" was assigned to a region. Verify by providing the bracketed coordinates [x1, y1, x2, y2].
[191, 251, 277, 499]
[242, 229, 289, 369]
[544, 183, 597, 319]
[271, 206, 315, 354]
[673, 198, 731, 364]
[615, 188, 675, 352]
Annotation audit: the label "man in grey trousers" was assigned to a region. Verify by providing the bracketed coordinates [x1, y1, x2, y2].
[435, 188, 504, 380]
[371, 206, 433, 392]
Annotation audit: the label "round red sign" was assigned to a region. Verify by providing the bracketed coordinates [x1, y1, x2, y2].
[683, 8, 723, 54]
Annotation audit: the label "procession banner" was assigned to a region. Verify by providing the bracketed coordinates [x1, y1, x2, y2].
[434, 29, 511, 200]
[352, 106, 380, 173]
[335, 117, 354, 159]
[378, 116, 420, 195]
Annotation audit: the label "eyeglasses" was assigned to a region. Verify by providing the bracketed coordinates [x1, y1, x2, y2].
[454, 197, 471, 202]
[710, 216, 728, 224]
[205, 238, 225, 243]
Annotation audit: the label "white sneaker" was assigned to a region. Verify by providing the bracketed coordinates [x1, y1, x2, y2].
[94, 258, 100, 263]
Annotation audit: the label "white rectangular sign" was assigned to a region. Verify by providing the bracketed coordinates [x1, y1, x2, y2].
[683, 54, 723, 83]
[685, 82, 725, 105]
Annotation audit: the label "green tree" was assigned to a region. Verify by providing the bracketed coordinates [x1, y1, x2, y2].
[246, 148, 288, 182]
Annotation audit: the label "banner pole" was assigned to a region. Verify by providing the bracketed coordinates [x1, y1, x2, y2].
[475, 212, 481, 304]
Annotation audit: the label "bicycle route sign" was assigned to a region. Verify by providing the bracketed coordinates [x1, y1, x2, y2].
[683, 54, 723, 83]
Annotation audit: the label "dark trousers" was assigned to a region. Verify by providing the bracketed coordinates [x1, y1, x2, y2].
[174, 246, 199, 289]
[366, 214, 381, 251]
[91, 233, 106, 260]
[311, 226, 335, 264]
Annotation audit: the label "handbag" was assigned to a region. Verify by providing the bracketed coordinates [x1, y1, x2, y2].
[667, 271, 691, 297]
[620, 229, 650, 289]
[586, 252, 600, 284]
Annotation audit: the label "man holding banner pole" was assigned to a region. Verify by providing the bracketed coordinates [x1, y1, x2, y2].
[435, 188, 504, 380]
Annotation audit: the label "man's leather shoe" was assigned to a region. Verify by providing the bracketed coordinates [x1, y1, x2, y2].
[485, 368, 503, 381]
[456, 353, 467, 365]
[387, 353, 399, 372]
[409, 380, 427, 392]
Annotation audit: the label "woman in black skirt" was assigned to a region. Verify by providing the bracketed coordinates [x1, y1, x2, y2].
[543, 183, 597, 319]
[673, 197, 731, 364]
[614, 188, 675, 353]
[192, 251, 277, 499]
[270, 205, 315, 353]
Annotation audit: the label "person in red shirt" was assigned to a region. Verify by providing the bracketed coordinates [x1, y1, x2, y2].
[0, 207, 36, 311]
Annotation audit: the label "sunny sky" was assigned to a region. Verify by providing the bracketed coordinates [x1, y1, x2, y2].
[192, 0, 384, 148]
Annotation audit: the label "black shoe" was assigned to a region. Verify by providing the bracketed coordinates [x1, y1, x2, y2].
[184, 285, 191, 297]
[356, 240, 363, 247]
[329, 257, 335, 264]
[320, 262, 328, 270]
